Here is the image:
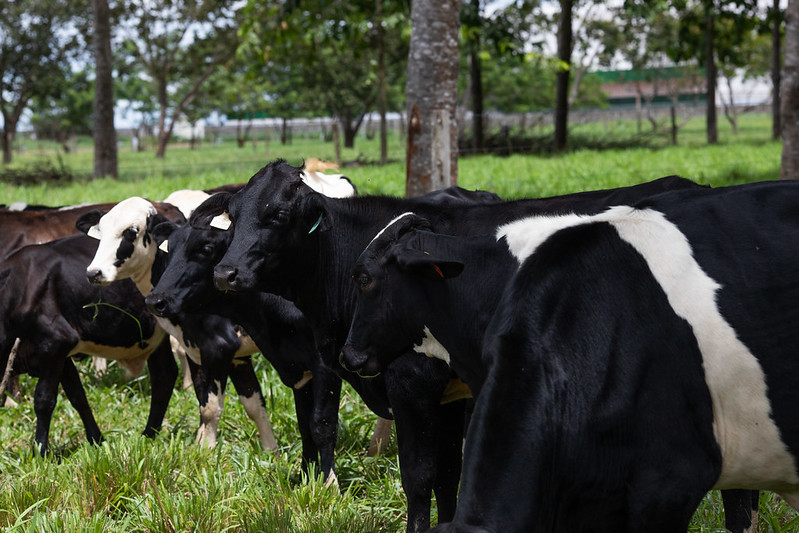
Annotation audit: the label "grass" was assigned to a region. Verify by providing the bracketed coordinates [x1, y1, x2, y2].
[0, 111, 796, 531]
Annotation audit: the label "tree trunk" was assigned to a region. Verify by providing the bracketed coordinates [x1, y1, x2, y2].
[554, 0, 573, 153]
[781, 0, 799, 179]
[773, 0, 782, 140]
[1, 127, 12, 165]
[343, 111, 357, 149]
[469, 0, 484, 154]
[377, 0, 388, 165]
[705, 4, 718, 145]
[92, 0, 118, 178]
[405, 0, 460, 197]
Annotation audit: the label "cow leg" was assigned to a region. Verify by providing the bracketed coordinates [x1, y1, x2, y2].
[721, 489, 759, 533]
[32, 356, 67, 457]
[184, 355, 219, 446]
[432, 399, 467, 523]
[141, 339, 178, 438]
[385, 354, 451, 533]
[310, 363, 341, 483]
[229, 356, 277, 452]
[60, 357, 103, 445]
[292, 383, 320, 471]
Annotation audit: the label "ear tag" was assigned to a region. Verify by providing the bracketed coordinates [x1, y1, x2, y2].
[308, 213, 323, 234]
[87, 225, 102, 240]
[210, 212, 231, 230]
[432, 264, 445, 279]
[159, 240, 169, 253]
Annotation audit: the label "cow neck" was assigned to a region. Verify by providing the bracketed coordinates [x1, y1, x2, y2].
[130, 245, 157, 296]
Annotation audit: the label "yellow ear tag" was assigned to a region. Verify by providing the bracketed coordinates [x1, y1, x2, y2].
[210, 212, 231, 230]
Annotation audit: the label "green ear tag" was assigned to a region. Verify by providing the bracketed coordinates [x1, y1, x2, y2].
[308, 213, 323, 234]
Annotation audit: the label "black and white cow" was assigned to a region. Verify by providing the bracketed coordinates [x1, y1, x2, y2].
[143, 208, 345, 480]
[417, 179, 799, 532]
[0, 234, 177, 455]
[342, 210, 759, 532]
[76, 195, 280, 451]
[201, 160, 699, 532]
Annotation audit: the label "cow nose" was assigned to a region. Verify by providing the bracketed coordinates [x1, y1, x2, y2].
[340, 344, 368, 372]
[145, 293, 170, 317]
[214, 265, 239, 291]
[87, 268, 103, 284]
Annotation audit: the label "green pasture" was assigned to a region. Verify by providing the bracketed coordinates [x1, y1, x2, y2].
[0, 112, 796, 532]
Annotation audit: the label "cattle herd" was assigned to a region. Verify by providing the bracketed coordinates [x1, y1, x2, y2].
[1, 159, 797, 532]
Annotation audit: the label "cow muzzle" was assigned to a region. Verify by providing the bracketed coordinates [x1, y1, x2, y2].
[86, 268, 109, 285]
[145, 292, 175, 318]
[214, 264, 251, 291]
[340, 344, 381, 377]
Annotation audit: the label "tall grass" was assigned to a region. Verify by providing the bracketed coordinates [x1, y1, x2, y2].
[0, 112, 795, 531]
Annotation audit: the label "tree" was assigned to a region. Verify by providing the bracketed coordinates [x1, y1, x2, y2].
[93, 0, 118, 177]
[553, 0, 573, 152]
[31, 70, 94, 152]
[0, 0, 81, 164]
[118, 0, 241, 158]
[781, 0, 799, 179]
[405, 0, 460, 197]
[770, 0, 783, 140]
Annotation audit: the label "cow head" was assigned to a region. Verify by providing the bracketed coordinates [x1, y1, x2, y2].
[146, 197, 234, 318]
[340, 213, 464, 378]
[212, 160, 331, 294]
[77, 197, 168, 286]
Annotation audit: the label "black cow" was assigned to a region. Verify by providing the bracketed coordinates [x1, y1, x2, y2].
[420, 180, 799, 531]
[201, 160, 700, 531]
[0, 235, 177, 455]
[143, 213, 343, 480]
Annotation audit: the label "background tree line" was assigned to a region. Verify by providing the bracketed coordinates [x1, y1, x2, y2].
[0, 0, 793, 186]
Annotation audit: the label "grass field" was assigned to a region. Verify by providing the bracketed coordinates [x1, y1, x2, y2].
[0, 112, 797, 532]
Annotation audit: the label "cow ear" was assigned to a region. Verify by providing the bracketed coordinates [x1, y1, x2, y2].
[393, 248, 464, 280]
[299, 193, 331, 234]
[151, 221, 178, 252]
[191, 192, 231, 229]
[76, 209, 105, 239]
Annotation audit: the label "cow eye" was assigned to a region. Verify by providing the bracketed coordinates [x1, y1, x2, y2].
[274, 210, 290, 225]
[355, 273, 372, 290]
[122, 227, 138, 240]
[201, 244, 214, 255]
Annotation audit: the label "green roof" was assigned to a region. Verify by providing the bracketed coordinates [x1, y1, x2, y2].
[593, 66, 705, 83]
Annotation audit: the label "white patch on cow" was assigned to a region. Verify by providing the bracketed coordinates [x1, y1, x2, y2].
[162, 189, 210, 218]
[301, 171, 356, 198]
[413, 326, 451, 365]
[368, 212, 416, 248]
[156, 318, 202, 365]
[239, 392, 278, 451]
[210, 212, 231, 230]
[498, 206, 799, 500]
[197, 386, 225, 448]
[8, 202, 27, 211]
[86, 196, 158, 294]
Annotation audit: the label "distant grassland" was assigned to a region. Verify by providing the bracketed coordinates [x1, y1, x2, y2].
[0, 112, 796, 532]
[0, 113, 782, 205]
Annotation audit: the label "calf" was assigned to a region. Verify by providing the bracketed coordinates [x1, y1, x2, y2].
[204, 160, 695, 531]
[76, 196, 278, 451]
[426, 180, 799, 531]
[0, 235, 177, 455]
[144, 214, 342, 478]
[343, 211, 758, 533]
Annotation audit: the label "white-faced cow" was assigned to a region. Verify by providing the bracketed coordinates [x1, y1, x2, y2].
[410, 179, 799, 532]
[0, 234, 178, 455]
[75, 195, 281, 451]
[203, 160, 702, 532]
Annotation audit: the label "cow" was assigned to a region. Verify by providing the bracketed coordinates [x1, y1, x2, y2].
[341, 208, 759, 532]
[416, 179, 799, 532]
[75, 195, 282, 451]
[201, 160, 697, 531]
[0, 234, 177, 455]
[144, 212, 344, 479]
